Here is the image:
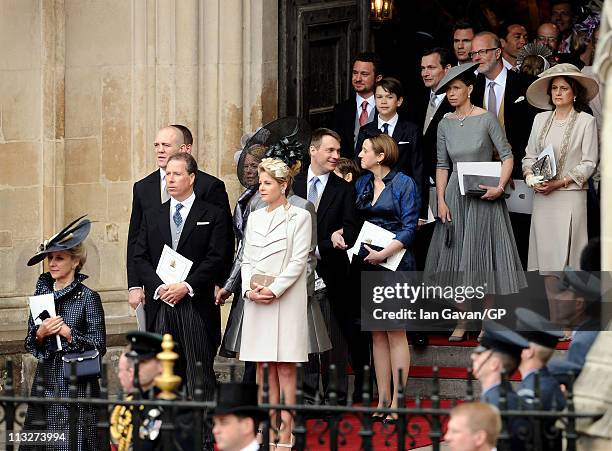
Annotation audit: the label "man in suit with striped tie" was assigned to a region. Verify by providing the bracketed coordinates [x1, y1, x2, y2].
[331, 52, 383, 159]
[294, 128, 361, 404]
[134, 152, 231, 450]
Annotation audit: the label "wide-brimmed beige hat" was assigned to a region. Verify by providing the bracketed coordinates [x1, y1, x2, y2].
[526, 63, 599, 110]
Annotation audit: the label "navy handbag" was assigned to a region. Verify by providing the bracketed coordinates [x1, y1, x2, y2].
[62, 349, 101, 379]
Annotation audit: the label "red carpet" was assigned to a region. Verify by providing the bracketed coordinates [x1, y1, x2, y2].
[424, 334, 570, 350]
[304, 400, 454, 450]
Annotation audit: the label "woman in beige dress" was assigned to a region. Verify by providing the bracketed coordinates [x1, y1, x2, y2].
[240, 157, 311, 447]
[523, 64, 598, 330]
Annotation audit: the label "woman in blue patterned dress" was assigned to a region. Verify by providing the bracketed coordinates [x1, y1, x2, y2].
[22, 217, 106, 451]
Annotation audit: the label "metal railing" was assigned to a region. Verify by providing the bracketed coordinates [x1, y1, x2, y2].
[0, 358, 602, 451]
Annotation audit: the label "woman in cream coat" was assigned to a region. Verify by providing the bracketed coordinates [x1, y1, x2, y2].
[523, 64, 598, 272]
[523, 64, 598, 333]
[240, 157, 311, 447]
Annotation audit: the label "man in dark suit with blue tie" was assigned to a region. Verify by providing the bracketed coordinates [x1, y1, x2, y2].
[127, 125, 233, 314]
[331, 52, 383, 159]
[293, 128, 361, 404]
[134, 152, 231, 402]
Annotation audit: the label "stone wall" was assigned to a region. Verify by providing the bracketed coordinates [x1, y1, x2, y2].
[0, 0, 278, 360]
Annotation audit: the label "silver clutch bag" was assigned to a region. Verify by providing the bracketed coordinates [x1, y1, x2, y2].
[532, 155, 554, 181]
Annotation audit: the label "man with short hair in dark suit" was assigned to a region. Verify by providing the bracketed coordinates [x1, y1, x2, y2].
[127, 125, 233, 312]
[293, 128, 361, 404]
[470, 32, 539, 269]
[412, 47, 453, 270]
[331, 52, 383, 159]
[134, 152, 231, 450]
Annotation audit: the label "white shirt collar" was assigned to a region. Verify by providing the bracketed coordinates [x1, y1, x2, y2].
[487, 66, 508, 88]
[170, 191, 195, 210]
[159, 167, 167, 179]
[356, 93, 375, 110]
[307, 166, 330, 189]
[241, 440, 260, 451]
[378, 113, 399, 129]
[502, 57, 514, 71]
[431, 90, 446, 103]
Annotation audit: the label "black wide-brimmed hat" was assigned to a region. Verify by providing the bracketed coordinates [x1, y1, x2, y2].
[27, 215, 91, 266]
[126, 330, 164, 360]
[515, 308, 564, 349]
[213, 382, 267, 421]
[236, 117, 311, 189]
[435, 62, 479, 95]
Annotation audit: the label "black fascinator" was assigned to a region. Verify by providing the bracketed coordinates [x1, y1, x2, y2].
[27, 215, 91, 266]
[237, 117, 311, 189]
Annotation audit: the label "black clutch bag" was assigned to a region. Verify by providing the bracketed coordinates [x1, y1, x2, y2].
[357, 243, 387, 263]
[463, 175, 510, 199]
[62, 349, 101, 379]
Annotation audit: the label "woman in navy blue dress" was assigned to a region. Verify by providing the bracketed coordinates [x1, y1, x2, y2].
[22, 217, 106, 451]
[355, 133, 420, 421]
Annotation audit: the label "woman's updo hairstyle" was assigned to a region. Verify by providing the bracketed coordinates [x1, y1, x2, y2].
[258, 157, 300, 189]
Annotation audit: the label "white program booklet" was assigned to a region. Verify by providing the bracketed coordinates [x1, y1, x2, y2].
[135, 303, 146, 331]
[156, 245, 193, 285]
[155, 245, 193, 308]
[347, 221, 406, 271]
[536, 144, 557, 179]
[29, 293, 62, 350]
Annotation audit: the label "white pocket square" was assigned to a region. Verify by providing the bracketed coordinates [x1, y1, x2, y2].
[514, 96, 525, 103]
[197, 221, 210, 225]
[398, 141, 410, 145]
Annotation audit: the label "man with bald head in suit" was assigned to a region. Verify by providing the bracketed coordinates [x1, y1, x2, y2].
[127, 125, 233, 315]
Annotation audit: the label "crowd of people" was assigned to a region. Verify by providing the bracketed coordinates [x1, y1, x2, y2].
[19, 1, 604, 450]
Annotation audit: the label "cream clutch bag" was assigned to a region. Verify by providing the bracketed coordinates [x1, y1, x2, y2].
[250, 274, 276, 289]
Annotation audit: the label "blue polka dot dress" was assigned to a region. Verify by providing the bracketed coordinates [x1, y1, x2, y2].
[21, 272, 106, 451]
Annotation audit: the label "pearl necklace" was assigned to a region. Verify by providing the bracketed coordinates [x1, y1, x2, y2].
[456, 105, 475, 126]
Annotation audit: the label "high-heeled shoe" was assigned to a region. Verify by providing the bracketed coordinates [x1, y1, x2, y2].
[449, 326, 467, 342]
[477, 329, 484, 342]
[383, 413, 398, 425]
[372, 412, 386, 422]
[372, 402, 391, 422]
[275, 435, 295, 449]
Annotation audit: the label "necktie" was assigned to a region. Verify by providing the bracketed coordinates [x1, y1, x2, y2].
[161, 175, 170, 203]
[307, 177, 320, 207]
[173, 203, 184, 227]
[429, 91, 437, 108]
[381, 123, 390, 135]
[359, 100, 369, 127]
[487, 81, 497, 114]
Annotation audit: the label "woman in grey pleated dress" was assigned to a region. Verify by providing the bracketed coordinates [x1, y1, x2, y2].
[424, 63, 526, 341]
